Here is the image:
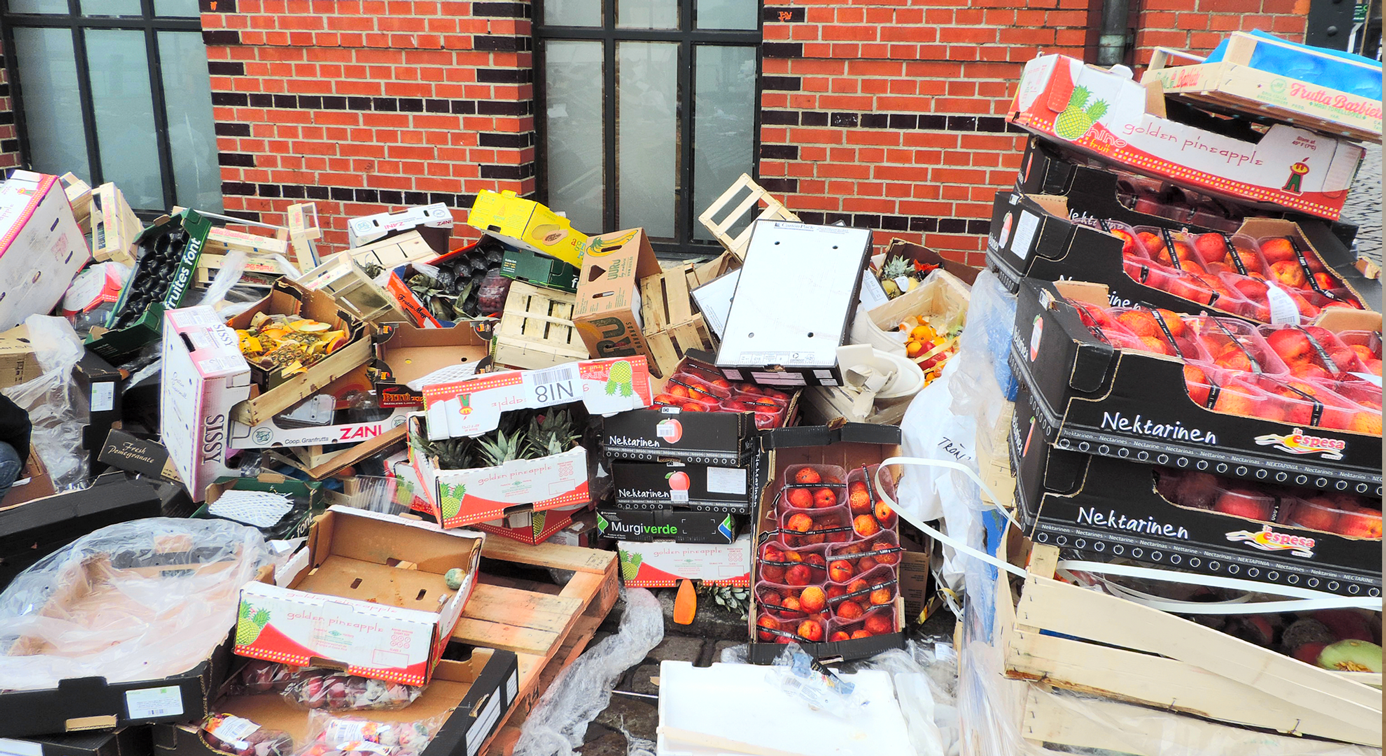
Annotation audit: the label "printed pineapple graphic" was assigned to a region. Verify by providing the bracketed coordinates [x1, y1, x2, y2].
[236, 603, 271, 646]
[439, 484, 466, 522]
[1053, 86, 1108, 141]
[619, 551, 643, 582]
[605, 360, 635, 397]
[530, 511, 548, 541]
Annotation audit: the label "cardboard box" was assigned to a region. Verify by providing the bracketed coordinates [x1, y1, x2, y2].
[226, 280, 373, 427]
[151, 648, 519, 756]
[348, 203, 453, 255]
[611, 459, 762, 513]
[3, 727, 152, 756]
[87, 211, 214, 360]
[502, 245, 580, 292]
[898, 547, 931, 620]
[716, 221, 873, 387]
[347, 229, 437, 270]
[97, 430, 181, 484]
[87, 183, 142, 265]
[0, 170, 91, 332]
[410, 358, 651, 528]
[616, 536, 752, 587]
[160, 306, 252, 502]
[474, 502, 589, 546]
[227, 361, 414, 450]
[986, 190, 1380, 322]
[878, 238, 981, 287]
[0, 324, 40, 389]
[0, 473, 165, 592]
[467, 190, 587, 268]
[0, 449, 55, 509]
[234, 507, 484, 686]
[369, 321, 493, 408]
[602, 408, 759, 465]
[1142, 33, 1382, 143]
[573, 228, 662, 365]
[78, 352, 124, 478]
[1011, 278, 1382, 496]
[195, 474, 326, 541]
[747, 422, 908, 664]
[550, 509, 599, 547]
[1008, 54, 1364, 220]
[597, 509, 741, 544]
[1012, 387, 1380, 597]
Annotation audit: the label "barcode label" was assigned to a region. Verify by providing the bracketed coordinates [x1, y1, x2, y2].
[529, 364, 579, 407]
[531, 365, 576, 386]
[125, 685, 184, 719]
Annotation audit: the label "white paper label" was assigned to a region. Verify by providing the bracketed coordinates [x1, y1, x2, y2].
[506, 670, 519, 704]
[1265, 284, 1302, 325]
[1011, 210, 1040, 261]
[0, 738, 43, 756]
[208, 715, 261, 749]
[466, 691, 503, 756]
[705, 466, 747, 495]
[91, 381, 115, 413]
[858, 271, 890, 310]
[670, 489, 689, 503]
[125, 685, 184, 719]
[1350, 371, 1383, 387]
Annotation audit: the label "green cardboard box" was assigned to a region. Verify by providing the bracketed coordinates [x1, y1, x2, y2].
[86, 210, 213, 360]
[194, 473, 326, 540]
[501, 246, 580, 292]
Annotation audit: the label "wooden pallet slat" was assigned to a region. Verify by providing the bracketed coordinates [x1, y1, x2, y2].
[697, 173, 801, 260]
[494, 281, 589, 369]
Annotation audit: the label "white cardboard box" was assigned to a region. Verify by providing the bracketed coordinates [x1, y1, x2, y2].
[229, 405, 413, 449]
[160, 306, 252, 501]
[716, 220, 872, 388]
[616, 536, 751, 588]
[235, 506, 484, 687]
[347, 203, 453, 252]
[0, 171, 91, 331]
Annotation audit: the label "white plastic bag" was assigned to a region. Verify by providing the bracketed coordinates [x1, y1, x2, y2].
[1, 315, 89, 491]
[513, 589, 664, 756]
[894, 359, 975, 525]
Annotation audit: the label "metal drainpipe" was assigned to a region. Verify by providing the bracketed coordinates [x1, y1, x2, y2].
[1097, 0, 1132, 67]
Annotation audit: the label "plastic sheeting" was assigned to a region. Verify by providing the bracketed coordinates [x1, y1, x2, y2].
[1, 315, 90, 491]
[513, 588, 664, 756]
[0, 517, 272, 691]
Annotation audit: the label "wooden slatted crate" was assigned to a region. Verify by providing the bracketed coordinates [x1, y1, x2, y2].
[698, 173, 801, 260]
[453, 537, 620, 756]
[494, 281, 590, 369]
[637, 262, 717, 378]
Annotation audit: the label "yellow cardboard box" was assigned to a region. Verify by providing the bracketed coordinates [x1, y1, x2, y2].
[466, 190, 587, 268]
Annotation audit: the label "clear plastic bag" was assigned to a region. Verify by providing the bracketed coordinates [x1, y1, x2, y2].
[857, 641, 960, 756]
[0, 315, 89, 491]
[953, 269, 1018, 402]
[296, 710, 446, 756]
[282, 670, 423, 711]
[0, 518, 272, 691]
[226, 659, 299, 695]
[513, 588, 665, 756]
[768, 643, 866, 718]
[201, 713, 295, 756]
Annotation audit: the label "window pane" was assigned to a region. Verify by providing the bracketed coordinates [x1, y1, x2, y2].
[160, 32, 222, 212]
[11, 27, 90, 180]
[694, 46, 756, 241]
[697, 0, 758, 30]
[81, 0, 143, 16]
[8, 0, 68, 13]
[618, 0, 678, 29]
[544, 41, 604, 234]
[86, 30, 164, 209]
[155, 0, 202, 15]
[545, 0, 601, 27]
[617, 41, 677, 237]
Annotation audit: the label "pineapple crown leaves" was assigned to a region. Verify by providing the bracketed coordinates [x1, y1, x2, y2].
[1085, 99, 1109, 121]
[881, 256, 911, 279]
[526, 409, 577, 458]
[252, 609, 271, 626]
[1066, 85, 1091, 111]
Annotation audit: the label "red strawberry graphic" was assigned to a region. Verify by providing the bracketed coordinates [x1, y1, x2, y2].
[667, 471, 691, 491]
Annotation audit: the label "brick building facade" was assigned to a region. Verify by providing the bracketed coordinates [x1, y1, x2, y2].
[4, 0, 1315, 267]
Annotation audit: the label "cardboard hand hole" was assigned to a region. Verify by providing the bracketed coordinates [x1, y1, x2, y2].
[350, 577, 363, 589]
[415, 588, 427, 600]
[588, 265, 606, 282]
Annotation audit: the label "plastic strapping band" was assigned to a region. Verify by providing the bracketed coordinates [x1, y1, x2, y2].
[1158, 228, 1184, 271]
[1144, 306, 1179, 354]
[1287, 236, 1335, 299]
[1274, 379, 1324, 427]
[1219, 232, 1248, 275]
[1210, 317, 1263, 376]
[872, 456, 1379, 613]
[1297, 326, 1343, 375]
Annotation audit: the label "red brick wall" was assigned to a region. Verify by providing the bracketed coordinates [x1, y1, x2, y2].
[202, 0, 1310, 264]
[201, 0, 535, 250]
[0, 43, 21, 172]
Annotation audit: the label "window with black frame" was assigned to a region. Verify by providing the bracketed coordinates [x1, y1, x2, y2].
[536, 0, 760, 255]
[1, 0, 221, 213]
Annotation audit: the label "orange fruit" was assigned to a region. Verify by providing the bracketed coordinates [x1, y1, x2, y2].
[905, 341, 924, 357]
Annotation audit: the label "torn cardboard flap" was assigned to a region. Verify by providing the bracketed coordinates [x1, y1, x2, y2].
[371, 321, 492, 408]
[421, 356, 652, 440]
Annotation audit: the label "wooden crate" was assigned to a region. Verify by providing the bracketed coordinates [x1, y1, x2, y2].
[697, 173, 800, 261]
[494, 281, 590, 369]
[454, 538, 620, 756]
[991, 527, 1382, 748]
[88, 183, 142, 265]
[1143, 36, 1381, 143]
[637, 263, 717, 378]
[299, 251, 413, 325]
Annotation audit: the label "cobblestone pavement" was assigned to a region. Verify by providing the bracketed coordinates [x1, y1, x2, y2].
[1342, 143, 1382, 266]
[573, 589, 957, 755]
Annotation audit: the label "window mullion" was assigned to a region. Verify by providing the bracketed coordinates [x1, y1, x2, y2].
[140, 0, 175, 209]
[677, 39, 692, 246]
[67, 0, 102, 184]
[602, 0, 617, 233]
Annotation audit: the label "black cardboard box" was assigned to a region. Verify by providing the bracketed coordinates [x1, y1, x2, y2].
[97, 430, 181, 484]
[1011, 386, 1381, 597]
[77, 353, 123, 479]
[1011, 278, 1382, 496]
[151, 647, 518, 756]
[596, 509, 740, 544]
[2, 727, 152, 756]
[747, 422, 907, 665]
[602, 407, 758, 465]
[0, 473, 163, 591]
[611, 456, 763, 513]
